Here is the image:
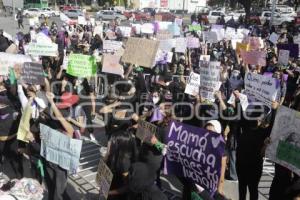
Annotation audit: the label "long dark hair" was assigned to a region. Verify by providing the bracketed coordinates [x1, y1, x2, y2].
[106, 131, 138, 175]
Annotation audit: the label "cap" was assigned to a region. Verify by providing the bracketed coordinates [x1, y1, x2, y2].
[206, 120, 222, 134]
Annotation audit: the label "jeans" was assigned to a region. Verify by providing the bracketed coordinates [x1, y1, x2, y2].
[228, 149, 238, 180]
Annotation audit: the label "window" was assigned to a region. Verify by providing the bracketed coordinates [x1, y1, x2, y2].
[211, 12, 220, 16]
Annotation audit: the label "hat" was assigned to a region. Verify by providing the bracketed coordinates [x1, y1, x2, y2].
[56, 92, 79, 109]
[206, 120, 222, 134]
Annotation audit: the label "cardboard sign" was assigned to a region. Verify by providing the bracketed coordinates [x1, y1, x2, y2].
[236, 42, 249, 54]
[269, 32, 279, 44]
[240, 50, 266, 66]
[27, 43, 58, 57]
[244, 72, 279, 106]
[21, 62, 44, 85]
[67, 54, 97, 77]
[266, 106, 300, 176]
[5, 44, 18, 54]
[136, 120, 158, 143]
[103, 40, 122, 52]
[186, 37, 200, 49]
[40, 124, 83, 173]
[184, 72, 200, 96]
[164, 120, 225, 195]
[122, 38, 159, 68]
[203, 31, 218, 43]
[277, 44, 299, 59]
[0, 53, 32, 75]
[156, 30, 173, 40]
[102, 54, 123, 76]
[199, 61, 221, 102]
[175, 38, 187, 53]
[96, 159, 113, 200]
[278, 49, 290, 65]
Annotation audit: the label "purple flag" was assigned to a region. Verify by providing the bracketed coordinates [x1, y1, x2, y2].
[150, 107, 164, 122]
[164, 120, 225, 195]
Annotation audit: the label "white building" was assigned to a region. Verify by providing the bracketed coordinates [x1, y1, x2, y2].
[133, 0, 207, 13]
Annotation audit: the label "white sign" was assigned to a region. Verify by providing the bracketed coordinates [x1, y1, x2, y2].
[269, 32, 279, 44]
[244, 72, 279, 106]
[27, 43, 58, 57]
[159, 39, 176, 52]
[185, 72, 201, 96]
[117, 26, 131, 37]
[175, 38, 187, 53]
[40, 124, 82, 173]
[266, 106, 300, 176]
[0, 53, 32, 75]
[278, 49, 290, 65]
[103, 40, 122, 52]
[141, 23, 154, 34]
[203, 31, 218, 43]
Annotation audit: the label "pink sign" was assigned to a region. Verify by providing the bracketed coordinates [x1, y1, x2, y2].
[186, 37, 200, 49]
[240, 50, 266, 66]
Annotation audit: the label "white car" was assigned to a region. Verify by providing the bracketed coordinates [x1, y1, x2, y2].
[260, 11, 294, 26]
[23, 8, 51, 18]
[41, 7, 60, 17]
[207, 10, 239, 24]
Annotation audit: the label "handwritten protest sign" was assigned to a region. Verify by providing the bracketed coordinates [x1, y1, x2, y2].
[278, 49, 290, 65]
[167, 23, 180, 36]
[0, 53, 32, 75]
[188, 24, 201, 32]
[141, 23, 154, 34]
[186, 37, 200, 49]
[102, 54, 124, 76]
[277, 44, 299, 59]
[244, 72, 279, 106]
[269, 32, 279, 44]
[175, 38, 187, 53]
[248, 37, 262, 50]
[67, 54, 97, 77]
[21, 62, 44, 85]
[155, 50, 173, 64]
[96, 159, 113, 200]
[158, 21, 173, 30]
[184, 72, 200, 96]
[164, 120, 225, 195]
[159, 39, 176, 52]
[122, 38, 159, 68]
[17, 101, 33, 143]
[27, 43, 58, 57]
[225, 27, 236, 40]
[203, 31, 218, 43]
[103, 40, 122, 52]
[156, 30, 173, 40]
[117, 26, 131, 37]
[266, 106, 300, 176]
[240, 50, 266, 66]
[40, 124, 82, 173]
[199, 61, 221, 102]
[136, 120, 158, 143]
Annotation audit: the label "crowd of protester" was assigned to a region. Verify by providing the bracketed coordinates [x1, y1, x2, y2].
[0, 11, 300, 200]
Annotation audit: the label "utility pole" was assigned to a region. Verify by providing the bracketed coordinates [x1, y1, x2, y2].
[12, 0, 15, 19]
[270, 0, 276, 26]
[182, 0, 186, 16]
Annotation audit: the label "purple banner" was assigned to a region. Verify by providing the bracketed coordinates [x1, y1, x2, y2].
[164, 120, 225, 195]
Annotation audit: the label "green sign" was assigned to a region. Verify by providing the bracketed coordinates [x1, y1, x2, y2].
[188, 24, 202, 32]
[67, 54, 97, 77]
[276, 140, 300, 169]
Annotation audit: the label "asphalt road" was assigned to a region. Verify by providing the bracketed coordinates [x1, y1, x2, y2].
[0, 14, 274, 200]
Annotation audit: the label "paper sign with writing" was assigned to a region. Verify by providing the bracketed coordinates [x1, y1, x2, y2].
[211, 28, 225, 41]
[269, 32, 279, 44]
[21, 62, 44, 85]
[244, 72, 279, 106]
[156, 30, 173, 40]
[240, 50, 266, 66]
[186, 37, 200, 49]
[248, 37, 262, 50]
[175, 18, 183, 26]
[67, 54, 97, 77]
[96, 159, 113, 200]
[141, 23, 154, 34]
[0, 53, 32, 75]
[159, 39, 176, 52]
[175, 38, 187, 53]
[277, 44, 299, 59]
[164, 120, 225, 195]
[27, 43, 58, 57]
[117, 26, 131, 37]
[122, 38, 159, 68]
[155, 50, 173, 64]
[266, 106, 300, 176]
[158, 21, 173, 30]
[199, 61, 221, 102]
[188, 24, 202, 32]
[102, 54, 123, 76]
[225, 27, 236, 40]
[278, 49, 290, 65]
[40, 124, 83, 173]
[103, 40, 123, 52]
[184, 72, 200, 96]
[168, 23, 181, 36]
[203, 31, 218, 43]
[136, 120, 158, 143]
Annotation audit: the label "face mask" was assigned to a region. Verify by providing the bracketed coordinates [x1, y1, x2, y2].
[232, 70, 240, 78]
[152, 97, 160, 104]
